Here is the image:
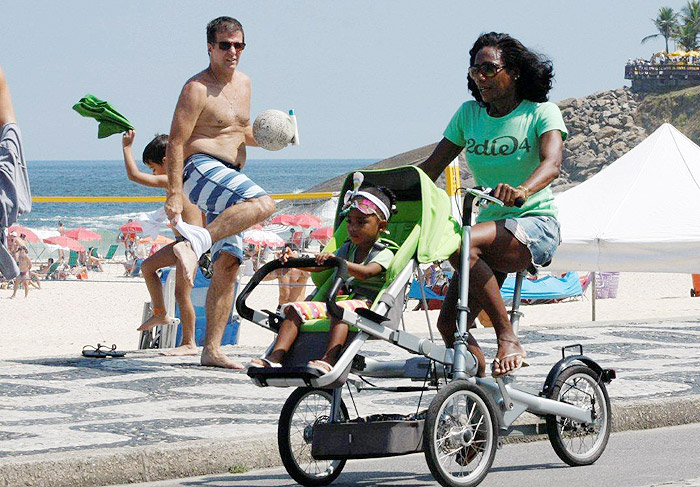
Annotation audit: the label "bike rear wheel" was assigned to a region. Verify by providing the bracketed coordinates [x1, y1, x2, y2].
[545, 365, 612, 466]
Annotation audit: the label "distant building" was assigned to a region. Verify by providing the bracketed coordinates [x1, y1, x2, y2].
[625, 52, 700, 93]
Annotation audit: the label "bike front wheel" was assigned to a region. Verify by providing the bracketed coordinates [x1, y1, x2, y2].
[278, 387, 348, 487]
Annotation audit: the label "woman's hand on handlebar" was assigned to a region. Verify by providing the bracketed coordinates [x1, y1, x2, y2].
[493, 183, 528, 207]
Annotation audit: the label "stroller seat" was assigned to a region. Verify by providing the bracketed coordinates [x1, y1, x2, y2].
[242, 166, 462, 389]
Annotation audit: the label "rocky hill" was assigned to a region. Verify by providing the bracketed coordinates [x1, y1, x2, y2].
[303, 86, 697, 196]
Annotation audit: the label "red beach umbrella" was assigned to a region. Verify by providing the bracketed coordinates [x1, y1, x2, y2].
[270, 214, 297, 226]
[310, 226, 334, 240]
[140, 235, 175, 245]
[242, 229, 286, 248]
[119, 221, 143, 233]
[66, 228, 102, 241]
[8, 225, 40, 243]
[43, 236, 85, 252]
[292, 213, 322, 228]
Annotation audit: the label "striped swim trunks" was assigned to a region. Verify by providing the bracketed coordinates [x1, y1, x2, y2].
[183, 153, 268, 262]
[281, 299, 370, 321]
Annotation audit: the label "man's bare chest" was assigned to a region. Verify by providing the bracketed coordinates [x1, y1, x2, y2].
[203, 89, 250, 129]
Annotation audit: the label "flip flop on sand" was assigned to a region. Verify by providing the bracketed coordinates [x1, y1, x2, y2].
[247, 358, 282, 368]
[307, 360, 333, 375]
[491, 353, 529, 377]
[82, 343, 126, 358]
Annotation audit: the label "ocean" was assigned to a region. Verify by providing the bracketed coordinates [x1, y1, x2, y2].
[18, 159, 373, 252]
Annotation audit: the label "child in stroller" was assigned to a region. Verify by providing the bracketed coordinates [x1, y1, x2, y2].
[249, 178, 397, 374]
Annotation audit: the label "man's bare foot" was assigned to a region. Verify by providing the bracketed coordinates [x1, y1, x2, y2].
[160, 344, 198, 356]
[173, 241, 198, 287]
[138, 313, 180, 331]
[201, 347, 244, 369]
[492, 338, 528, 376]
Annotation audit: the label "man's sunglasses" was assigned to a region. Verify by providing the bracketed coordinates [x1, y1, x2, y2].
[216, 41, 246, 52]
[468, 62, 506, 78]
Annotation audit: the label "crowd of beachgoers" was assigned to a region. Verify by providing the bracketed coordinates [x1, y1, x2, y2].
[626, 50, 700, 71]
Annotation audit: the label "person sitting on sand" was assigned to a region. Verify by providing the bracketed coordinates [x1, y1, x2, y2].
[10, 246, 32, 298]
[249, 184, 396, 374]
[122, 130, 205, 356]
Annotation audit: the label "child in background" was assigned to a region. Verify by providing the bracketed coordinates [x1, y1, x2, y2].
[249, 181, 396, 374]
[122, 130, 205, 356]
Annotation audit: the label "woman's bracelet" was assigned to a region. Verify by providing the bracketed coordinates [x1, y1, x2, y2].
[516, 185, 530, 200]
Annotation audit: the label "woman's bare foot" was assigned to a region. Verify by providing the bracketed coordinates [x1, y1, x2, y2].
[138, 312, 179, 331]
[492, 338, 527, 376]
[201, 347, 244, 369]
[160, 344, 198, 356]
[173, 241, 199, 288]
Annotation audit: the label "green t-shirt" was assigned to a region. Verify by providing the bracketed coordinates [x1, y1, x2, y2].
[443, 100, 567, 222]
[341, 243, 394, 301]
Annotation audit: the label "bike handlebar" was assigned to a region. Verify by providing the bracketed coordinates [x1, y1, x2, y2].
[235, 256, 349, 324]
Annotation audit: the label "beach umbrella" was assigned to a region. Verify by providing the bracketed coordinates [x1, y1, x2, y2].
[270, 214, 297, 226]
[292, 213, 322, 228]
[7, 225, 40, 243]
[140, 235, 175, 245]
[120, 221, 143, 233]
[43, 236, 85, 252]
[242, 229, 286, 248]
[310, 226, 334, 240]
[66, 228, 102, 241]
[261, 223, 291, 234]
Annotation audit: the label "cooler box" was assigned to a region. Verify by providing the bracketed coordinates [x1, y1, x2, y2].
[160, 267, 240, 346]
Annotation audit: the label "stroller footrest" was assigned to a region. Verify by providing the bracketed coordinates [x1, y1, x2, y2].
[246, 366, 324, 387]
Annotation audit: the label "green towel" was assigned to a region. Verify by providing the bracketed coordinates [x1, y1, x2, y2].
[72, 94, 135, 138]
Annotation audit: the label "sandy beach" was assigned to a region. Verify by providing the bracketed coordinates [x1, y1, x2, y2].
[1, 261, 699, 360]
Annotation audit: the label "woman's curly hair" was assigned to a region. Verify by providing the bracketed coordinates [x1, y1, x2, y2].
[467, 32, 554, 107]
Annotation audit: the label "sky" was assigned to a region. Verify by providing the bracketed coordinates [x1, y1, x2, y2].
[1, 0, 690, 161]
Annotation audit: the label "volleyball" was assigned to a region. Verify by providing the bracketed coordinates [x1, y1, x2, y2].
[253, 109, 295, 151]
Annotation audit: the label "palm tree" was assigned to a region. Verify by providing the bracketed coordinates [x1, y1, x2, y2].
[675, 0, 700, 50]
[642, 7, 679, 53]
[675, 22, 700, 50]
[681, 0, 700, 29]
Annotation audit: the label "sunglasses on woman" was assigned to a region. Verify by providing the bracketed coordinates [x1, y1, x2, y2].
[216, 41, 246, 52]
[468, 62, 506, 78]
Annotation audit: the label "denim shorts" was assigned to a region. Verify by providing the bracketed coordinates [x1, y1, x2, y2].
[504, 215, 560, 266]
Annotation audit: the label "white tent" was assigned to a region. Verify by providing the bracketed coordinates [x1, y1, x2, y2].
[549, 123, 700, 273]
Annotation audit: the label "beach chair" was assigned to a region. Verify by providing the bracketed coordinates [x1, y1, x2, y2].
[130, 258, 143, 277]
[104, 244, 118, 260]
[68, 250, 78, 267]
[44, 261, 60, 280]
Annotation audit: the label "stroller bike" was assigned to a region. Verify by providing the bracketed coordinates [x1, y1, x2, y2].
[238, 166, 615, 487]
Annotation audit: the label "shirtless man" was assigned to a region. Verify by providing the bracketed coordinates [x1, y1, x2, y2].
[10, 246, 31, 298]
[263, 245, 311, 308]
[164, 17, 277, 368]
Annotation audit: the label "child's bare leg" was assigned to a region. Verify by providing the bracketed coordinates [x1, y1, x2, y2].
[10, 279, 18, 298]
[250, 309, 302, 366]
[138, 244, 178, 331]
[161, 267, 199, 356]
[316, 318, 349, 366]
[23, 280, 29, 297]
